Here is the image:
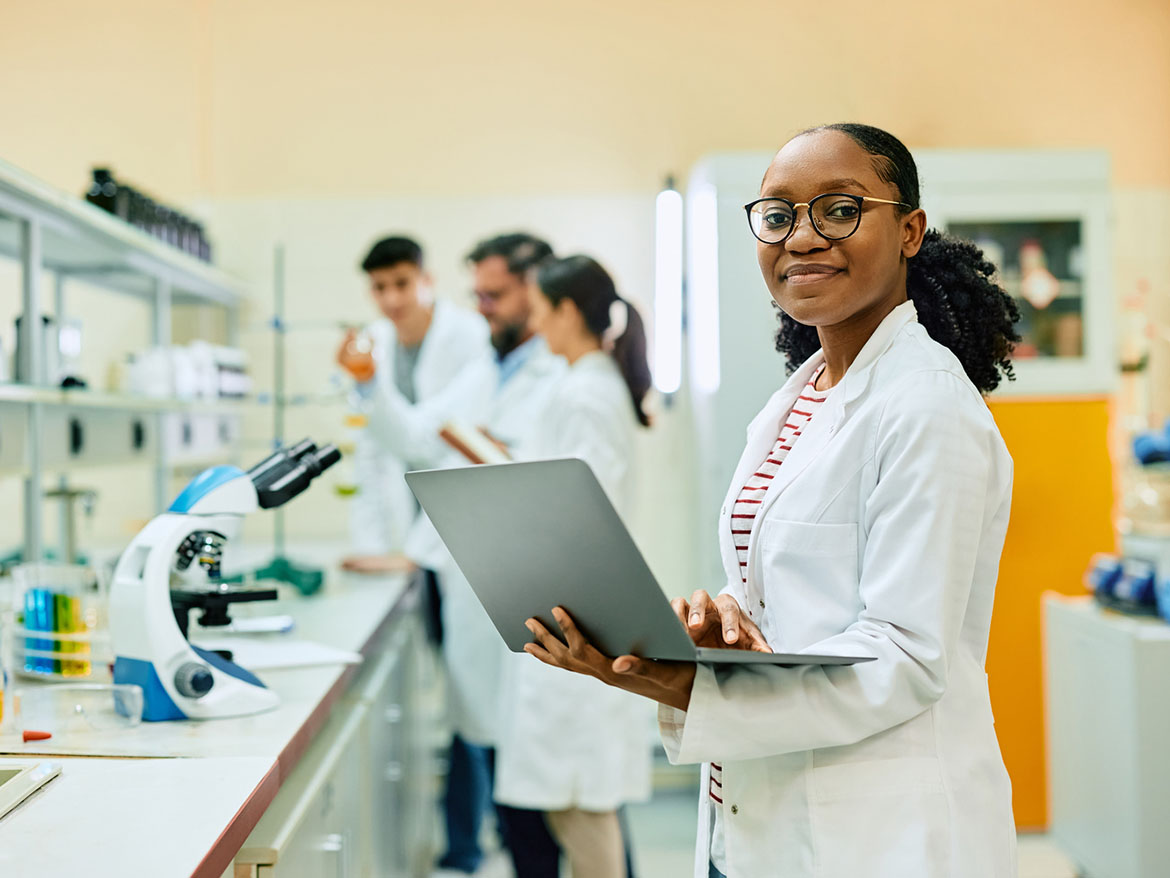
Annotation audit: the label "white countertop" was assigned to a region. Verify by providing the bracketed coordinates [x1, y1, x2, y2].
[0, 756, 276, 877]
[1044, 593, 1170, 640]
[0, 569, 414, 877]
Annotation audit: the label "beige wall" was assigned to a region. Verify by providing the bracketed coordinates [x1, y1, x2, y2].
[1, 0, 1168, 200]
[2, 0, 1169, 574]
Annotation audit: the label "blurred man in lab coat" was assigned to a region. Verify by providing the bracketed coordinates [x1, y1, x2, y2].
[359, 233, 567, 876]
[339, 235, 490, 573]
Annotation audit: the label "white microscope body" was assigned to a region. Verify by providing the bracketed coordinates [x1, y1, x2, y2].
[110, 440, 340, 721]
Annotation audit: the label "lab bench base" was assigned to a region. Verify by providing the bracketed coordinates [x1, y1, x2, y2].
[1044, 595, 1170, 878]
[233, 612, 435, 878]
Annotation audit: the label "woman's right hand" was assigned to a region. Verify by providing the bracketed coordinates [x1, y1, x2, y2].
[672, 589, 772, 653]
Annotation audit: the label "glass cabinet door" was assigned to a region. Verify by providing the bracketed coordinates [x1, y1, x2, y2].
[947, 219, 1084, 360]
[918, 150, 1113, 397]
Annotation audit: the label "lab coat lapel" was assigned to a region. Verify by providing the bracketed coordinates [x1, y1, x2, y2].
[717, 356, 821, 589]
[754, 300, 919, 524]
[755, 390, 842, 523]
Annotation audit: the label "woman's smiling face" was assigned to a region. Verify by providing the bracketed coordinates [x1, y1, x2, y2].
[756, 129, 925, 331]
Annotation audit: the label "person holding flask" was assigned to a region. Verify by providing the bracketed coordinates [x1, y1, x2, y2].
[336, 235, 490, 573]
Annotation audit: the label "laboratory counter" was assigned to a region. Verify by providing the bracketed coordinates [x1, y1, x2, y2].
[0, 568, 432, 878]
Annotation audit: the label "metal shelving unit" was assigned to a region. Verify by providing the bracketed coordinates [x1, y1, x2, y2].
[0, 157, 249, 563]
[0, 384, 248, 412]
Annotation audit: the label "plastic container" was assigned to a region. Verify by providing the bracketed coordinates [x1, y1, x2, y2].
[8, 564, 111, 683]
[13, 683, 143, 734]
[1119, 462, 1170, 538]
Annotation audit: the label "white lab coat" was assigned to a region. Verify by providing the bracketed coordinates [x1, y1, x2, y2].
[493, 352, 654, 812]
[659, 301, 1017, 878]
[349, 300, 490, 552]
[368, 336, 566, 745]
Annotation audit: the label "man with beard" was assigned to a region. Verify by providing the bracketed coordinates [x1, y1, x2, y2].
[362, 232, 566, 876]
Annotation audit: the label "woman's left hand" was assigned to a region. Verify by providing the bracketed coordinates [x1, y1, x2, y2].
[524, 607, 697, 712]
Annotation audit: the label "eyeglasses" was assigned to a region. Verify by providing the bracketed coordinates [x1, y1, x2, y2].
[744, 193, 911, 245]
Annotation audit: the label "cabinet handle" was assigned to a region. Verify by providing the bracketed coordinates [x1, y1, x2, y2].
[384, 762, 404, 783]
[69, 417, 85, 455]
[384, 704, 403, 724]
[319, 834, 344, 853]
[319, 833, 347, 878]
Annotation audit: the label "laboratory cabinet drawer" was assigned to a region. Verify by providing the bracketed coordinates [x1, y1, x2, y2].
[165, 411, 240, 463]
[40, 407, 156, 468]
[237, 699, 369, 878]
[357, 619, 430, 878]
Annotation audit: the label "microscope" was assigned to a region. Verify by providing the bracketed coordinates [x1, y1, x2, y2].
[110, 439, 340, 721]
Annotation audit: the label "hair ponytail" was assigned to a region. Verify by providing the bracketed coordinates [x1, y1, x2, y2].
[608, 299, 652, 427]
[772, 123, 1021, 395]
[536, 255, 653, 427]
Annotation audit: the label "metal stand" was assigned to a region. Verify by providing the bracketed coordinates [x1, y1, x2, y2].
[221, 244, 327, 595]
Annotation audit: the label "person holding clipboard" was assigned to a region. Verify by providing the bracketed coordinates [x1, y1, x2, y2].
[522, 124, 1022, 878]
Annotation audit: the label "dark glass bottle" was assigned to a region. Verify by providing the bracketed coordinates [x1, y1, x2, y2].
[119, 186, 141, 226]
[85, 168, 118, 213]
[194, 223, 211, 262]
[148, 199, 166, 240]
[161, 207, 179, 246]
[180, 217, 198, 257]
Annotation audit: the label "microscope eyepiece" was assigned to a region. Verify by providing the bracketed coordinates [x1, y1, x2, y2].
[287, 438, 318, 461]
[312, 444, 342, 472]
[250, 438, 342, 509]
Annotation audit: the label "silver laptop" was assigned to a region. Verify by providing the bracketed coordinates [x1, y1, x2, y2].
[405, 458, 875, 667]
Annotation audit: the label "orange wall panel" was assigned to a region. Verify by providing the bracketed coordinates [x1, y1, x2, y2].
[986, 397, 1116, 829]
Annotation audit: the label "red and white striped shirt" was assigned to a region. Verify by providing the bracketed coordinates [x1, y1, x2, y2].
[709, 364, 829, 808]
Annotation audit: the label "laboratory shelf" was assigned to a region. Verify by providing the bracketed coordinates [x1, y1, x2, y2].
[0, 157, 247, 307]
[0, 156, 249, 561]
[0, 383, 249, 414]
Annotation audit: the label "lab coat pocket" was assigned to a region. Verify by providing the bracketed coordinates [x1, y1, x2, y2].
[809, 757, 949, 878]
[755, 520, 859, 645]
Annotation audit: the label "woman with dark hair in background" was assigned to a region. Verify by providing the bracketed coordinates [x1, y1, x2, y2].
[492, 254, 654, 878]
[520, 124, 1022, 878]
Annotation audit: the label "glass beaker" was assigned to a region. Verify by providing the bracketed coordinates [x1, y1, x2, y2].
[338, 328, 376, 382]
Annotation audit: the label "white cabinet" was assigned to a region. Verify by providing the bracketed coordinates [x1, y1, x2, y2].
[40, 407, 157, 469]
[164, 411, 241, 466]
[1044, 595, 1170, 877]
[235, 610, 432, 878]
[236, 700, 368, 878]
[354, 618, 430, 878]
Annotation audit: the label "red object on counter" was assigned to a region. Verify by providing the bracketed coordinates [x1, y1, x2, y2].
[22, 730, 52, 742]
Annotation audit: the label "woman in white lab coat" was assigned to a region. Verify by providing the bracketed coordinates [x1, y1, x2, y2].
[522, 124, 1023, 878]
[493, 255, 654, 878]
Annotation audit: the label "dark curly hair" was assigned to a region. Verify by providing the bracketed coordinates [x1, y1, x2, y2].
[772, 123, 1021, 394]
